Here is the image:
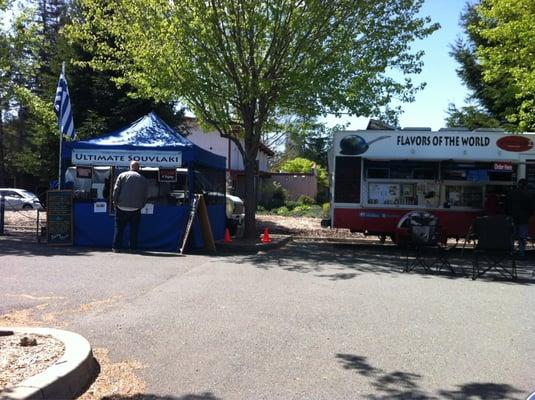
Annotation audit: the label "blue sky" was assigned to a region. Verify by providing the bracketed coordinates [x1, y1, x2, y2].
[324, 0, 474, 131]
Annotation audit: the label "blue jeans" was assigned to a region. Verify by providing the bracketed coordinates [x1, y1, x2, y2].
[515, 224, 529, 256]
[113, 208, 141, 250]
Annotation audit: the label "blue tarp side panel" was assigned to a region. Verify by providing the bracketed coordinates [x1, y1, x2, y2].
[74, 203, 189, 252]
[191, 204, 226, 248]
[62, 113, 226, 170]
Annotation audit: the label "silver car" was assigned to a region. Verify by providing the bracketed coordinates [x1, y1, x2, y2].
[0, 188, 44, 210]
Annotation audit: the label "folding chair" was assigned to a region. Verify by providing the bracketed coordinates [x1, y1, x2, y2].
[471, 216, 517, 280]
[400, 211, 458, 274]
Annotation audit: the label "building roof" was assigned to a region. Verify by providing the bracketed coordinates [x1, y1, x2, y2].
[183, 116, 274, 156]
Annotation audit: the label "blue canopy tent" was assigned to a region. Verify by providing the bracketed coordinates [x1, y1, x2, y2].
[61, 113, 226, 252]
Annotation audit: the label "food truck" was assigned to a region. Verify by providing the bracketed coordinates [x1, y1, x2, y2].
[61, 113, 226, 251]
[327, 127, 535, 240]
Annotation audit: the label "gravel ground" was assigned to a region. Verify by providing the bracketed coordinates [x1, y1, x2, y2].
[2, 210, 45, 235]
[256, 214, 366, 238]
[0, 332, 64, 390]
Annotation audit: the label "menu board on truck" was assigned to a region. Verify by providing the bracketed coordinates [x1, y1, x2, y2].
[368, 183, 400, 205]
[46, 190, 73, 245]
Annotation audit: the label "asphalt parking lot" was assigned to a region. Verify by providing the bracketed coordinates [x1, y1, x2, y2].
[1, 237, 534, 399]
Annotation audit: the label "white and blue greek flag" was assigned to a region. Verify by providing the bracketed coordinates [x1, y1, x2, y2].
[54, 71, 76, 140]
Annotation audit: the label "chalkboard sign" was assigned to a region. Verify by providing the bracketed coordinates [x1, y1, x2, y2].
[46, 190, 73, 245]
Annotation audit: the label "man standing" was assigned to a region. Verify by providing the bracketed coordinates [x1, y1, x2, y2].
[507, 179, 533, 257]
[112, 161, 148, 252]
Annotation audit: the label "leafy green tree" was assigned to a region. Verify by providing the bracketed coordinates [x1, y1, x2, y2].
[0, 5, 42, 185]
[11, 87, 58, 180]
[280, 157, 317, 174]
[474, 0, 535, 131]
[68, 0, 438, 238]
[448, 0, 535, 131]
[1, 0, 185, 185]
[279, 156, 328, 201]
[266, 117, 336, 171]
[444, 103, 501, 131]
[66, 52, 186, 139]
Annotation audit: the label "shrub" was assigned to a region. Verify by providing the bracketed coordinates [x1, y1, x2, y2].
[291, 204, 311, 216]
[275, 206, 290, 216]
[316, 190, 329, 204]
[279, 157, 315, 174]
[285, 200, 299, 210]
[259, 181, 287, 210]
[322, 202, 330, 218]
[297, 195, 315, 205]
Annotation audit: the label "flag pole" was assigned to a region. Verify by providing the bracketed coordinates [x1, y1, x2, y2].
[57, 62, 65, 190]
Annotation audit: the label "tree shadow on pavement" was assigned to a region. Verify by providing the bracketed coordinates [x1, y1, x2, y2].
[437, 383, 524, 399]
[223, 242, 535, 284]
[0, 237, 181, 258]
[336, 353, 525, 400]
[228, 242, 407, 278]
[101, 394, 221, 400]
[336, 353, 433, 399]
[0, 237, 103, 257]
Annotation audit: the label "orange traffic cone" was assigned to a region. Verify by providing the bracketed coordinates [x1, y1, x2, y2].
[261, 227, 271, 243]
[224, 228, 232, 243]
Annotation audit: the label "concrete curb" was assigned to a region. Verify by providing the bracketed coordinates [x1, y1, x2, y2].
[216, 235, 293, 253]
[0, 327, 98, 400]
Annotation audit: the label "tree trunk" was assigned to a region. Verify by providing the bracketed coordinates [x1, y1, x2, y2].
[238, 98, 267, 240]
[241, 109, 260, 240]
[242, 153, 257, 239]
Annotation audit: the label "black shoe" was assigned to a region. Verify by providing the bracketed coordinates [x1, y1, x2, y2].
[112, 248, 121, 253]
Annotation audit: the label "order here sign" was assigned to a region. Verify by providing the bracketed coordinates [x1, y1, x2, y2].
[72, 149, 182, 167]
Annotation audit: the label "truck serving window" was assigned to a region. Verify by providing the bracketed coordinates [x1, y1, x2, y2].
[364, 160, 439, 180]
[335, 157, 361, 203]
[445, 185, 483, 208]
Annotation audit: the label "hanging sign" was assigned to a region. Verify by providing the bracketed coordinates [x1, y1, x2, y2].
[158, 168, 177, 183]
[72, 149, 182, 167]
[76, 166, 93, 179]
[493, 162, 513, 171]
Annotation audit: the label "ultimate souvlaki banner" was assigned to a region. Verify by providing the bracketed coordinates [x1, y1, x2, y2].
[72, 149, 182, 167]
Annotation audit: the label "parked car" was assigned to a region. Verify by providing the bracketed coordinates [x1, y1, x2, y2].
[226, 194, 244, 237]
[0, 188, 44, 210]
